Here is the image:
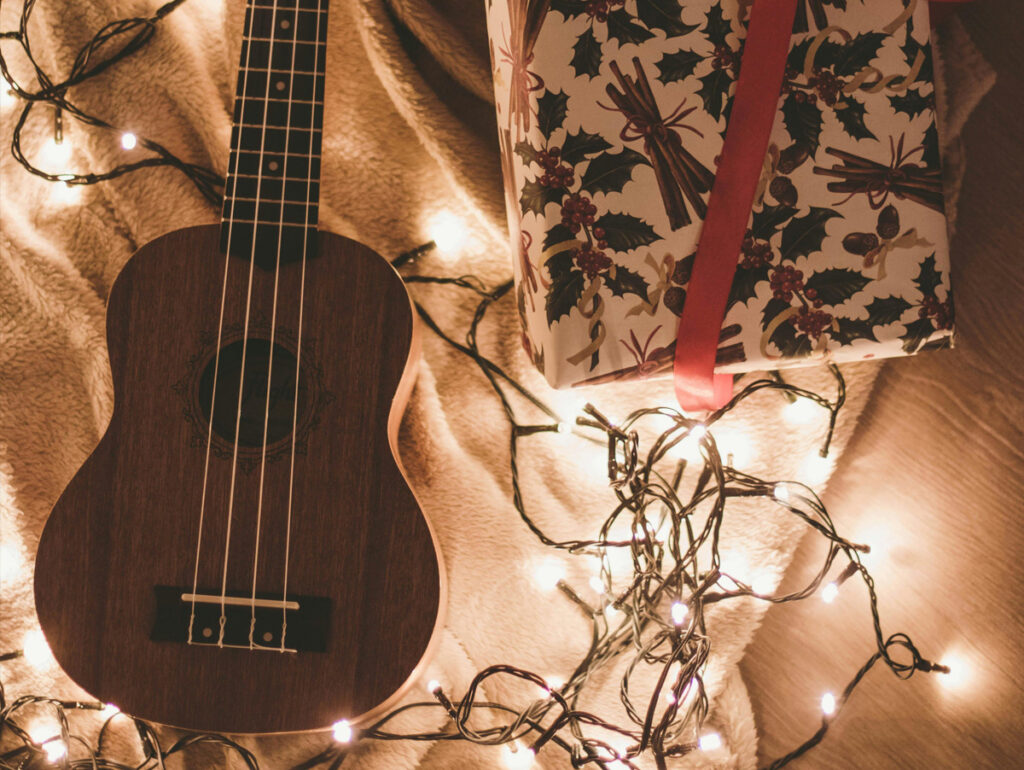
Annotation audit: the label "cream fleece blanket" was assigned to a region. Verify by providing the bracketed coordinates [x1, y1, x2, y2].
[0, 1, 989, 768]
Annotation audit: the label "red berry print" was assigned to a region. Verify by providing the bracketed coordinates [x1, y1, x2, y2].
[769, 264, 804, 302]
[573, 243, 611, 278]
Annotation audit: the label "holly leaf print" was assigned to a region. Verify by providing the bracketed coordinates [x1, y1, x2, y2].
[656, 49, 703, 85]
[545, 247, 576, 281]
[914, 254, 942, 297]
[779, 207, 841, 260]
[782, 92, 823, 153]
[865, 295, 912, 326]
[901, 317, 935, 354]
[561, 129, 611, 165]
[571, 27, 603, 79]
[920, 335, 953, 353]
[832, 32, 886, 77]
[703, 3, 731, 49]
[697, 67, 733, 121]
[762, 298, 813, 359]
[520, 179, 563, 216]
[636, 0, 698, 37]
[727, 263, 770, 310]
[749, 204, 798, 240]
[514, 141, 541, 166]
[901, 37, 934, 84]
[832, 317, 878, 346]
[543, 223, 576, 252]
[593, 212, 660, 252]
[921, 123, 941, 171]
[889, 89, 933, 119]
[834, 95, 875, 140]
[546, 270, 586, 326]
[537, 90, 569, 139]
[580, 148, 650, 196]
[604, 265, 650, 301]
[549, 0, 586, 20]
[606, 9, 655, 46]
[803, 268, 871, 306]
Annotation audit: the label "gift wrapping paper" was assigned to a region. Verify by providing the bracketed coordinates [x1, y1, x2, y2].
[486, 0, 953, 388]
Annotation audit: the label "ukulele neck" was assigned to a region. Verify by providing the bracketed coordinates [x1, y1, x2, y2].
[220, 0, 329, 270]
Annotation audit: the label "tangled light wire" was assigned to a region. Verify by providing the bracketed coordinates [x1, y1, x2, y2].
[0, 1, 950, 768]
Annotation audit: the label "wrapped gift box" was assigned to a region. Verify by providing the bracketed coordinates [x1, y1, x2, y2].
[487, 0, 953, 389]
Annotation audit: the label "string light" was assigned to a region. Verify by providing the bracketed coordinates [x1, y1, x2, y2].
[120, 132, 137, 150]
[821, 582, 839, 603]
[42, 737, 68, 763]
[22, 629, 54, 669]
[426, 679, 441, 694]
[0, 75, 16, 110]
[545, 675, 565, 692]
[331, 719, 352, 743]
[533, 557, 565, 591]
[800, 452, 833, 486]
[820, 692, 837, 716]
[784, 397, 820, 424]
[670, 601, 688, 625]
[773, 482, 790, 502]
[937, 650, 970, 692]
[589, 575, 606, 594]
[428, 211, 467, 254]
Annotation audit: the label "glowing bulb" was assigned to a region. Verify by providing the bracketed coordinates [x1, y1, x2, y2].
[533, 558, 565, 591]
[772, 483, 789, 502]
[0, 542, 23, 582]
[43, 738, 67, 762]
[120, 132, 137, 150]
[750, 573, 775, 596]
[556, 421, 571, 434]
[22, 630, 54, 669]
[715, 429, 754, 467]
[673, 424, 706, 461]
[589, 575, 606, 594]
[545, 675, 565, 692]
[670, 601, 688, 626]
[429, 211, 466, 254]
[501, 741, 536, 769]
[820, 692, 836, 716]
[784, 397, 819, 424]
[426, 679, 441, 694]
[50, 181, 81, 206]
[101, 703, 120, 718]
[332, 719, 352, 743]
[0, 80, 16, 110]
[699, 733, 722, 751]
[800, 452, 833, 486]
[821, 582, 839, 603]
[40, 138, 72, 170]
[938, 651, 970, 692]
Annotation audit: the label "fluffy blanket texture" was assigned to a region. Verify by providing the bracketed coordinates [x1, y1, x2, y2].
[0, 1, 992, 768]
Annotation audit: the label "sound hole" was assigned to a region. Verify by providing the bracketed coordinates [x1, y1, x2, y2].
[198, 339, 308, 447]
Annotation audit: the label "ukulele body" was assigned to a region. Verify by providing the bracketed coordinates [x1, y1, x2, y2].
[34, 224, 444, 734]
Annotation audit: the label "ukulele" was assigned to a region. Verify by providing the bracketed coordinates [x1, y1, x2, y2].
[34, 0, 444, 734]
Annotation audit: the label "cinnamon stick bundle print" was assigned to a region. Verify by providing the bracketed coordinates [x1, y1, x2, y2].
[813, 135, 944, 213]
[502, 0, 550, 139]
[605, 57, 714, 231]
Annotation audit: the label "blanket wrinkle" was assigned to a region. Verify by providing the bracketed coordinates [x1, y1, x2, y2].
[0, 1, 986, 768]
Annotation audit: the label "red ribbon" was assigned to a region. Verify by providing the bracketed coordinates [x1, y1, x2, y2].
[672, 0, 798, 412]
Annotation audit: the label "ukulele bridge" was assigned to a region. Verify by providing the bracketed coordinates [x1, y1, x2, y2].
[151, 586, 330, 653]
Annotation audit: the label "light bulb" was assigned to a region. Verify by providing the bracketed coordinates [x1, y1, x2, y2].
[502, 741, 536, 769]
[750, 573, 775, 596]
[772, 483, 790, 502]
[332, 719, 352, 743]
[101, 703, 120, 718]
[533, 558, 565, 591]
[820, 692, 836, 716]
[670, 601, 688, 626]
[0, 79, 16, 110]
[938, 650, 970, 692]
[699, 732, 722, 751]
[821, 582, 839, 603]
[800, 452, 833, 486]
[715, 428, 754, 467]
[426, 679, 441, 694]
[22, 630, 54, 669]
[40, 138, 72, 170]
[784, 397, 819, 424]
[43, 738, 67, 762]
[429, 211, 466, 254]
[120, 132, 137, 150]
[545, 675, 565, 692]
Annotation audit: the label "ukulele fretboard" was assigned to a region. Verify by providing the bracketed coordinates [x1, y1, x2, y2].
[221, 0, 329, 269]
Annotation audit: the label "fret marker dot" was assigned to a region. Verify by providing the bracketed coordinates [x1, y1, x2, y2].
[280, 18, 291, 29]
[202, 627, 213, 638]
[262, 631, 273, 643]
[268, 161, 279, 171]
[275, 80, 285, 91]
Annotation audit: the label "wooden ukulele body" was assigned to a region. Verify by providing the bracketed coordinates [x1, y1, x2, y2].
[34, 224, 444, 734]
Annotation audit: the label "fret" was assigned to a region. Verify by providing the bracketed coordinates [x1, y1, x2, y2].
[220, 222, 318, 268]
[223, 200, 316, 226]
[222, 217, 318, 228]
[245, 6, 326, 42]
[241, 39, 325, 73]
[232, 99, 323, 129]
[231, 125, 323, 156]
[228, 150, 321, 179]
[239, 70, 324, 102]
[252, 0, 325, 9]
[226, 176, 319, 202]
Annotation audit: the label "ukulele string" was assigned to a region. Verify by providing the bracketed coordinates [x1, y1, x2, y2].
[218, 0, 280, 648]
[187, 0, 260, 648]
[280, 0, 324, 653]
[247, 0, 303, 651]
